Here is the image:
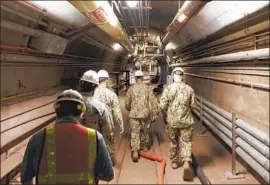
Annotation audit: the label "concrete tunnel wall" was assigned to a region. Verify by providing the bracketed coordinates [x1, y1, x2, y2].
[185, 70, 269, 134]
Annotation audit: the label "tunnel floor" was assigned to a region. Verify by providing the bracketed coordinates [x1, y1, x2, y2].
[98, 92, 259, 184]
[10, 90, 261, 184]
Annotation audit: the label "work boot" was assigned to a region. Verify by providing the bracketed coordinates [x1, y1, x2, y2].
[171, 162, 179, 169]
[142, 146, 149, 152]
[132, 151, 139, 162]
[183, 161, 194, 181]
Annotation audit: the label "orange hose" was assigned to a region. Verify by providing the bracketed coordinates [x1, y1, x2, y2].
[139, 151, 166, 184]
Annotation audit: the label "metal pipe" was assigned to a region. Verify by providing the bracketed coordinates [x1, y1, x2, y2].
[196, 96, 270, 146]
[231, 113, 237, 175]
[193, 109, 270, 183]
[200, 108, 270, 170]
[186, 73, 269, 91]
[191, 154, 211, 184]
[184, 69, 269, 77]
[161, 0, 209, 49]
[1, 19, 42, 37]
[185, 66, 270, 71]
[1, 147, 26, 178]
[170, 48, 269, 67]
[1, 5, 48, 27]
[237, 129, 270, 159]
[1, 101, 56, 122]
[181, 35, 269, 61]
[200, 103, 270, 158]
[236, 137, 269, 171]
[1, 51, 119, 65]
[176, 20, 269, 55]
[1, 112, 55, 134]
[68, 1, 134, 53]
[0, 45, 39, 53]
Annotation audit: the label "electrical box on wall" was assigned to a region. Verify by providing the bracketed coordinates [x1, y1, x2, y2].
[29, 32, 68, 54]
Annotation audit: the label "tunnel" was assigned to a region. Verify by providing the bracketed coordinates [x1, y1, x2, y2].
[1, 1, 269, 184]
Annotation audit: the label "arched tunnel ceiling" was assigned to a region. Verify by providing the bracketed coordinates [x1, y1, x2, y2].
[2, 1, 269, 60]
[164, 1, 269, 51]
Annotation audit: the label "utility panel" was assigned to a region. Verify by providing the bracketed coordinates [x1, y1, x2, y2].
[29, 32, 68, 55]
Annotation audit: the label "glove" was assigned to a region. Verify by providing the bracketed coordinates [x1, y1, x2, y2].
[120, 125, 124, 134]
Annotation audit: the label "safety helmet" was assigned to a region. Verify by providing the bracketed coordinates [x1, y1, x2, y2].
[81, 70, 99, 85]
[98, 70, 109, 78]
[172, 67, 184, 75]
[54, 89, 86, 112]
[134, 70, 144, 77]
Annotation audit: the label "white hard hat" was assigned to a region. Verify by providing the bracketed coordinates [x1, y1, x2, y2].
[172, 67, 184, 74]
[55, 89, 86, 112]
[98, 70, 109, 78]
[134, 70, 144, 77]
[81, 70, 99, 85]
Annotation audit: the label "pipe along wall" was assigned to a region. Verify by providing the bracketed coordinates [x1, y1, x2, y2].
[193, 96, 270, 183]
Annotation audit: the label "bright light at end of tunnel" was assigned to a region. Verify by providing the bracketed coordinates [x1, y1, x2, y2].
[126, 1, 138, 8]
[113, 43, 122, 51]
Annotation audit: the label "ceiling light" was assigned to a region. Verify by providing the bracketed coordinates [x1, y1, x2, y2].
[126, 1, 138, 8]
[177, 13, 188, 23]
[113, 43, 122, 51]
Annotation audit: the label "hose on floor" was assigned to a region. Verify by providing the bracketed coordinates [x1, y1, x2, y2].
[139, 151, 166, 184]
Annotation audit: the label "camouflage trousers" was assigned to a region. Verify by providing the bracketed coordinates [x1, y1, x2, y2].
[130, 118, 151, 151]
[82, 121, 115, 163]
[103, 133, 116, 164]
[165, 125, 193, 163]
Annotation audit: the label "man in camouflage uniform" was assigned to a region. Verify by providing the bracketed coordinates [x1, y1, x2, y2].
[80, 70, 114, 162]
[160, 67, 196, 181]
[125, 70, 159, 162]
[94, 69, 124, 165]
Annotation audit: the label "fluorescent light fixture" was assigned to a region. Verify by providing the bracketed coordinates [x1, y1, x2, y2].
[126, 1, 138, 8]
[177, 13, 188, 23]
[113, 43, 122, 51]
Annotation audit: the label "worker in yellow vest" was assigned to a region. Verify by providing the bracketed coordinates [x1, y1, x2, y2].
[20, 89, 114, 184]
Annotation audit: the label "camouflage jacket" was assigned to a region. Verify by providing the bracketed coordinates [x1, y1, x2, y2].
[125, 82, 159, 119]
[94, 86, 124, 129]
[82, 92, 114, 137]
[160, 82, 196, 128]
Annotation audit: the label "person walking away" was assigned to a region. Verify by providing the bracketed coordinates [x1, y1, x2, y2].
[80, 70, 115, 163]
[20, 89, 114, 184]
[125, 70, 159, 162]
[160, 67, 196, 181]
[94, 69, 124, 165]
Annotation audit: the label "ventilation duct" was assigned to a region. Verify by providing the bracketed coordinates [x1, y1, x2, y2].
[68, 1, 134, 53]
